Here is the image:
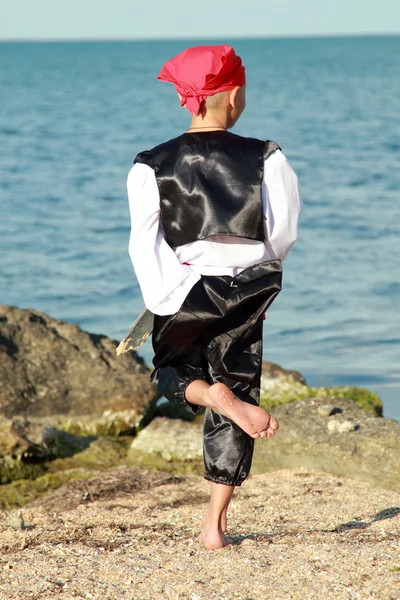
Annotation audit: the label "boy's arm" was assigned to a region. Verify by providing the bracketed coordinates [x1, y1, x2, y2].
[127, 163, 200, 315]
[262, 150, 303, 261]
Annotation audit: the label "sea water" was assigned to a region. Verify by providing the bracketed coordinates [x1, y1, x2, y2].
[0, 36, 399, 419]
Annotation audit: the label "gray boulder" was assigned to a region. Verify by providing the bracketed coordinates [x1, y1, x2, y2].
[130, 417, 203, 462]
[0, 305, 157, 427]
[253, 397, 400, 490]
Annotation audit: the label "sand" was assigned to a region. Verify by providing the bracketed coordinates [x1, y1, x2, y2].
[0, 466, 399, 600]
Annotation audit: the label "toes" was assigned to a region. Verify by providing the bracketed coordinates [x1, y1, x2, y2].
[269, 416, 279, 431]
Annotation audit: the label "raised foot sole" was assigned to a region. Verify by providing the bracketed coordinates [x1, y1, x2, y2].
[208, 383, 279, 439]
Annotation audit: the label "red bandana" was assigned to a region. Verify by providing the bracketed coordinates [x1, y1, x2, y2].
[157, 45, 246, 115]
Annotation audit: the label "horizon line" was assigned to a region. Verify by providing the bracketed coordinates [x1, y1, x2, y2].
[0, 31, 399, 43]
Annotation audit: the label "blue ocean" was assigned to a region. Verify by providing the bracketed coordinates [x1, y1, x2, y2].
[1, 37, 399, 420]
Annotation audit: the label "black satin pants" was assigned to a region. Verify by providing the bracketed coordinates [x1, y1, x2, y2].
[151, 259, 282, 487]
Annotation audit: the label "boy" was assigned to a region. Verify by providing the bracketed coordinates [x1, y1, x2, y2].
[127, 45, 302, 550]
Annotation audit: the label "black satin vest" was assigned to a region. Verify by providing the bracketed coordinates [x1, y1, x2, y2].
[134, 131, 280, 248]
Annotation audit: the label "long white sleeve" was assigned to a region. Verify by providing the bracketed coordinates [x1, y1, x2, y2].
[127, 149, 302, 316]
[127, 163, 200, 315]
[262, 150, 303, 261]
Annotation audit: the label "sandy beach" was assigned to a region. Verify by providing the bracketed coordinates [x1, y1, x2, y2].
[1, 466, 399, 600]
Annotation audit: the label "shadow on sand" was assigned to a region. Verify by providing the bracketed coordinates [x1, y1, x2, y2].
[332, 506, 400, 532]
[232, 506, 400, 544]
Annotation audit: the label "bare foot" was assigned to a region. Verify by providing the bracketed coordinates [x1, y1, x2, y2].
[198, 528, 233, 550]
[207, 383, 279, 439]
[199, 505, 232, 550]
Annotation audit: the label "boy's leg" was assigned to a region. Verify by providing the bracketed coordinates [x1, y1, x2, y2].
[185, 318, 278, 549]
[185, 379, 278, 439]
[198, 482, 235, 549]
[151, 263, 281, 549]
[187, 315, 277, 486]
[152, 308, 278, 437]
[204, 317, 274, 546]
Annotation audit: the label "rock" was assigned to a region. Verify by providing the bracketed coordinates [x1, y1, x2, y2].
[0, 456, 45, 486]
[127, 398, 400, 491]
[260, 361, 383, 416]
[58, 410, 143, 437]
[0, 468, 97, 510]
[261, 361, 306, 384]
[46, 436, 129, 473]
[10, 418, 97, 462]
[252, 397, 400, 490]
[151, 396, 197, 422]
[0, 415, 130, 485]
[0, 415, 47, 484]
[317, 403, 339, 417]
[0, 404, 157, 486]
[0, 415, 20, 457]
[327, 418, 358, 433]
[0, 306, 157, 427]
[129, 417, 203, 463]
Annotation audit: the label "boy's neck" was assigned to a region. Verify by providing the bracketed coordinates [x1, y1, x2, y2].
[188, 113, 229, 131]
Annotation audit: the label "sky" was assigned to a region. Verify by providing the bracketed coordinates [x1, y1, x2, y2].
[1, 0, 400, 40]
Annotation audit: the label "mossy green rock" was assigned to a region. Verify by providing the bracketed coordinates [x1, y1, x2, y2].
[0, 468, 96, 510]
[0, 457, 45, 486]
[0, 414, 130, 486]
[46, 436, 129, 473]
[0, 416, 46, 484]
[0, 436, 131, 507]
[260, 365, 383, 416]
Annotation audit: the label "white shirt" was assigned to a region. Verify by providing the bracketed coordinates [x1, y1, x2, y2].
[127, 149, 302, 315]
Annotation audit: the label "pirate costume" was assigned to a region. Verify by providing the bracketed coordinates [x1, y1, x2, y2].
[128, 45, 302, 487]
